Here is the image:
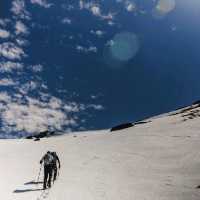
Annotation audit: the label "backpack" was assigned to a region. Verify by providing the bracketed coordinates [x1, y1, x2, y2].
[43, 153, 54, 166]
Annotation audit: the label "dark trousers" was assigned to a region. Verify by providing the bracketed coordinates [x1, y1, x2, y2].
[43, 165, 53, 189]
[53, 165, 58, 181]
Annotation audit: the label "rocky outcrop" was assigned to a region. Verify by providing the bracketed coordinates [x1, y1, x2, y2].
[26, 130, 56, 140]
[110, 123, 134, 132]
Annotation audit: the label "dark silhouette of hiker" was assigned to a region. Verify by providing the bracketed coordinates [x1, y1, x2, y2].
[51, 152, 61, 182]
[40, 151, 54, 190]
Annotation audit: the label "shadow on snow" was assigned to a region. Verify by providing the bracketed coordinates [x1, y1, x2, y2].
[13, 180, 43, 193]
[13, 188, 43, 193]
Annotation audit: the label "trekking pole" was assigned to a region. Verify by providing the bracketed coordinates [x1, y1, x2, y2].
[58, 166, 60, 178]
[37, 163, 42, 183]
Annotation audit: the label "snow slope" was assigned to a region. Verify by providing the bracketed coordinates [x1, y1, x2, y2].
[1, 105, 200, 200]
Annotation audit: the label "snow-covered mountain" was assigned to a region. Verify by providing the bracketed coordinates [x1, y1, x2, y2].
[1, 104, 200, 200]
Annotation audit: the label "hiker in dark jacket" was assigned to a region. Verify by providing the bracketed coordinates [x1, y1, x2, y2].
[40, 151, 54, 190]
[51, 152, 61, 182]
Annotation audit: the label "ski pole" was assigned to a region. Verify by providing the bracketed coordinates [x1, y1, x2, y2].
[58, 166, 60, 178]
[37, 163, 42, 183]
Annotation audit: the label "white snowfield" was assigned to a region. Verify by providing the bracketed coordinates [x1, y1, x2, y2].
[1, 105, 200, 200]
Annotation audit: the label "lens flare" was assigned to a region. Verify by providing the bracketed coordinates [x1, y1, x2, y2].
[110, 32, 139, 62]
[153, 0, 176, 19]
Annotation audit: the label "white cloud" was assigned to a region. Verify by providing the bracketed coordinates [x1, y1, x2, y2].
[11, 0, 24, 15]
[90, 94, 102, 99]
[126, 2, 136, 12]
[108, 20, 115, 26]
[117, 0, 137, 12]
[30, 64, 43, 72]
[101, 12, 115, 20]
[0, 88, 104, 137]
[15, 21, 29, 35]
[1, 102, 71, 134]
[88, 46, 97, 52]
[30, 0, 53, 8]
[49, 97, 62, 109]
[16, 38, 28, 46]
[61, 17, 72, 24]
[76, 45, 97, 53]
[0, 92, 11, 103]
[106, 39, 115, 46]
[76, 45, 84, 51]
[0, 94, 81, 136]
[0, 42, 25, 60]
[19, 81, 39, 94]
[87, 104, 104, 110]
[90, 5, 101, 16]
[11, 0, 30, 19]
[63, 104, 80, 112]
[90, 30, 105, 37]
[0, 78, 17, 86]
[0, 19, 10, 27]
[79, 0, 84, 9]
[0, 29, 10, 38]
[0, 61, 24, 72]
[79, 1, 115, 21]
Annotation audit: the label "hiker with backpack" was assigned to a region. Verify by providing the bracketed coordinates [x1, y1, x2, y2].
[51, 152, 61, 182]
[40, 151, 54, 190]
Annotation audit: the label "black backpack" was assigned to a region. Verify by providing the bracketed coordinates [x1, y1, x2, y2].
[43, 153, 54, 166]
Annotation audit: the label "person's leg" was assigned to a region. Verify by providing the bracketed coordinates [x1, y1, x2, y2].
[43, 166, 48, 189]
[47, 166, 53, 188]
[53, 166, 57, 181]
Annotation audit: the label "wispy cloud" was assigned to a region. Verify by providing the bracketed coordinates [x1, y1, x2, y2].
[15, 38, 29, 46]
[0, 0, 106, 138]
[61, 17, 72, 24]
[0, 29, 10, 38]
[30, 0, 53, 8]
[0, 61, 24, 73]
[76, 45, 97, 53]
[29, 64, 43, 72]
[126, 1, 136, 12]
[15, 21, 29, 35]
[0, 19, 10, 26]
[79, 1, 115, 21]
[0, 42, 25, 60]
[116, 0, 137, 12]
[87, 104, 104, 110]
[11, 0, 30, 19]
[0, 78, 18, 86]
[1, 98, 74, 135]
[0, 89, 104, 138]
[90, 30, 105, 37]
[18, 81, 40, 94]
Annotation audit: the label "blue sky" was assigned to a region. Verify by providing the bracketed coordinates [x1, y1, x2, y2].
[0, 0, 200, 138]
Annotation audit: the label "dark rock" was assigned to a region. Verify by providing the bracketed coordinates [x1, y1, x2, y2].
[110, 123, 133, 132]
[35, 130, 56, 139]
[26, 135, 33, 139]
[34, 138, 40, 141]
[134, 120, 151, 125]
[25, 130, 56, 139]
[192, 100, 200, 105]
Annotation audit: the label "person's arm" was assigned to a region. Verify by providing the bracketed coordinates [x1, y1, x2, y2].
[56, 155, 61, 168]
[40, 155, 45, 164]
